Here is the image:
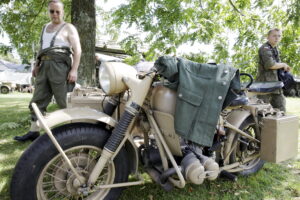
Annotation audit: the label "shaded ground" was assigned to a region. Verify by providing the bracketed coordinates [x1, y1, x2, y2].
[0, 93, 299, 200]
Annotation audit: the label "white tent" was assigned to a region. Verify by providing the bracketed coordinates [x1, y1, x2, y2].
[0, 59, 29, 72]
[0, 59, 32, 85]
[0, 70, 32, 85]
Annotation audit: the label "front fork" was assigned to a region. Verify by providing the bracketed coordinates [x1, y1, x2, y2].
[88, 73, 155, 185]
[87, 104, 139, 184]
[32, 103, 86, 184]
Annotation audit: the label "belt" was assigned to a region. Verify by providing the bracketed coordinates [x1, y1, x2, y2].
[40, 55, 52, 61]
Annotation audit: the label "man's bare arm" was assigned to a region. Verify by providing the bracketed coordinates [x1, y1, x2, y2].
[67, 23, 82, 82]
[269, 63, 291, 71]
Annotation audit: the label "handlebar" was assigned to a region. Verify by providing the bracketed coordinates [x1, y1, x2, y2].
[240, 73, 254, 88]
[138, 67, 157, 79]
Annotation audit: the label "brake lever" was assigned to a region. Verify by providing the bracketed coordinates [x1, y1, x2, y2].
[138, 67, 158, 79]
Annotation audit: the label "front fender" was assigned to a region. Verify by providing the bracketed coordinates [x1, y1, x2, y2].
[37, 107, 139, 173]
[37, 107, 117, 129]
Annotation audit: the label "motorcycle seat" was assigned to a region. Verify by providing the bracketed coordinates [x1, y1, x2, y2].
[227, 95, 249, 107]
[247, 81, 284, 93]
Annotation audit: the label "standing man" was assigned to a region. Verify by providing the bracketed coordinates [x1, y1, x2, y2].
[256, 28, 291, 112]
[14, 0, 82, 142]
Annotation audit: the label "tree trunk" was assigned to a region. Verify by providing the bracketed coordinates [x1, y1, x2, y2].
[71, 0, 96, 87]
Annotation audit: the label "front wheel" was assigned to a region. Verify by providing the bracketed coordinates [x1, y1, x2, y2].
[229, 116, 265, 175]
[11, 123, 130, 200]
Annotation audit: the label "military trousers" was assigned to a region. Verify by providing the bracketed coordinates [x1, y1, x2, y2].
[29, 58, 70, 121]
[257, 91, 286, 112]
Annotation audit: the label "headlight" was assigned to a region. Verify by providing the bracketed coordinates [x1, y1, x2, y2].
[99, 62, 137, 95]
[99, 65, 110, 93]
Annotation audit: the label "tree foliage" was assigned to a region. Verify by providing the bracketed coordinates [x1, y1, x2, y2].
[106, 0, 300, 76]
[1, 0, 299, 80]
[0, 0, 71, 64]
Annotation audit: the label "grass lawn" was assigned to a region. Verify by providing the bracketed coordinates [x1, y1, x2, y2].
[0, 93, 299, 200]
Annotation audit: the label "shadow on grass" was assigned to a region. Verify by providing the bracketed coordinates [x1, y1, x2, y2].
[120, 163, 299, 200]
[0, 134, 31, 199]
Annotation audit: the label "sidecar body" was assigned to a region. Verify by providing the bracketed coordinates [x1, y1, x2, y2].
[261, 114, 299, 163]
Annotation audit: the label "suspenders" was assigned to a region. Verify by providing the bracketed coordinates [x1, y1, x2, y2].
[39, 25, 46, 50]
[267, 42, 280, 62]
[40, 23, 67, 49]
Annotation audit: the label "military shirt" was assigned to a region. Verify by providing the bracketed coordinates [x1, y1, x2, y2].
[256, 42, 280, 82]
[155, 56, 238, 147]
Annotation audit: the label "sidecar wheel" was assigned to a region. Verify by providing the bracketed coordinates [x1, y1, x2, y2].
[10, 123, 130, 200]
[230, 117, 265, 176]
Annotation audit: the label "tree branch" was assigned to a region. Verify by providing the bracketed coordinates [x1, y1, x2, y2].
[30, 0, 48, 27]
[228, 0, 245, 16]
[199, 0, 203, 9]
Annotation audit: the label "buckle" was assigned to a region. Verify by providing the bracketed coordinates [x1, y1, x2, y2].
[41, 55, 51, 60]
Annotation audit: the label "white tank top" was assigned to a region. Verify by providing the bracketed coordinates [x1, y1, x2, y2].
[42, 23, 71, 49]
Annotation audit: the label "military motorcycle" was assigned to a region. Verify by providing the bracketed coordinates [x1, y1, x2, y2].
[10, 60, 298, 200]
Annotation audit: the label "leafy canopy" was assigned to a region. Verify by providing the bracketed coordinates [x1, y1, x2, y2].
[0, 0, 299, 76]
[106, 0, 300, 75]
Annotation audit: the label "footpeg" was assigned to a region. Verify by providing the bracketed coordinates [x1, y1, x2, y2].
[146, 168, 174, 191]
[219, 170, 238, 181]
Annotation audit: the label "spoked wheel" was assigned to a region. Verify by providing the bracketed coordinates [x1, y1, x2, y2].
[37, 145, 115, 200]
[229, 116, 265, 175]
[11, 123, 130, 200]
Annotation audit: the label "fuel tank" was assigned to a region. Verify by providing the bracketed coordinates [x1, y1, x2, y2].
[150, 85, 182, 156]
[150, 85, 177, 116]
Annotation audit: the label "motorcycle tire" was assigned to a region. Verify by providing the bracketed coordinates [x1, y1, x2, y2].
[10, 123, 130, 200]
[230, 116, 265, 176]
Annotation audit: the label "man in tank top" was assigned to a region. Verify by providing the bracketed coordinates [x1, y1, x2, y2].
[14, 0, 82, 142]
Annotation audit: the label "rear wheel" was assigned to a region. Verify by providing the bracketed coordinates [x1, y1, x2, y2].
[11, 123, 130, 200]
[288, 88, 296, 97]
[229, 116, 265, 175]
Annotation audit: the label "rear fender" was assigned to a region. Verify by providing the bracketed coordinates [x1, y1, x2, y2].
[223, 109, 252, 162]
[226, 109, 252, 129]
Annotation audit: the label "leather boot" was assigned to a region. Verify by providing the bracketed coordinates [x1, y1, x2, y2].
[14, 131, 40, 142]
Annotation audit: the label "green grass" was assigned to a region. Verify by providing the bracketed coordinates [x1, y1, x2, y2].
[0, 93, 299, 200]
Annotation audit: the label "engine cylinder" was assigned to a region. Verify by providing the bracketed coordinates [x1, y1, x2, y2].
[202, 158, 219, 180]
[198, 154, 220, 180]
[181, 153, 205, 185]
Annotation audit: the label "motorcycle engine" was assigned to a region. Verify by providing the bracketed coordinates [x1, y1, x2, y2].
[181, 144, 220, 184]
